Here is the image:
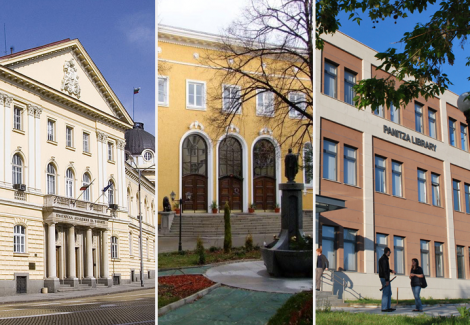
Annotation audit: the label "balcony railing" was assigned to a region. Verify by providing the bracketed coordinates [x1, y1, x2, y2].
[44, 195, 108, 214]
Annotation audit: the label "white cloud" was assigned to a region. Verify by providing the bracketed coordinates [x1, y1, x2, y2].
[119, 12, 155, 50]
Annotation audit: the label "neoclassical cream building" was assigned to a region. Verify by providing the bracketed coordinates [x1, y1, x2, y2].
[0, 38, 155, 295]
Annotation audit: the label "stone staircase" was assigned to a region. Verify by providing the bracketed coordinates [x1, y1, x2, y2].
[57, 282, 108, 292]
[164, 213, 313, 237]
[316, 290, 348, 308]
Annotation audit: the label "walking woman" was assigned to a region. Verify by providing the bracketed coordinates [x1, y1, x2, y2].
[410, 258, 424, 312]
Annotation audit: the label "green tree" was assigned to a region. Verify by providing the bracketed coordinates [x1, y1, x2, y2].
[316, 0, 470, 111]
[223, 202, 232, 253]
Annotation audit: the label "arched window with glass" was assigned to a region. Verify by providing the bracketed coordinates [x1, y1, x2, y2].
[12, 154, 23, 185]
[218, 137, 243, 210]
[82, 173, 91, 201]
[65, 168, 74, 198]
[14, 225, 25, 253]
[182, 134, 208, 211]
[253, 139, 276, 210]
[46, 163, 56, 195]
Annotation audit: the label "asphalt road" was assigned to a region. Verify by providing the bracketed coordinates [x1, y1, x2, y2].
[0, 288, 155, 325]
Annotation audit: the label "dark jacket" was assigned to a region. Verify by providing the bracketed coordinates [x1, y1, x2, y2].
[317, 254, 329, 270]
[410, 266, 423, 287]
[379, 254, 393, 281]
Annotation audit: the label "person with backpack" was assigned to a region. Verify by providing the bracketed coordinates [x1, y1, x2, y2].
[379, 247, 396, 312]
[410, 258, 425, 312]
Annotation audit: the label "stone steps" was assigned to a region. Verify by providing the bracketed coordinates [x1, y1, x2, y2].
[316, 291, 348, 307]
[57, 283, 108, 292]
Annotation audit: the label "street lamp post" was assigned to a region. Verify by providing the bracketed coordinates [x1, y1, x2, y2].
[171, 191, 191, 253]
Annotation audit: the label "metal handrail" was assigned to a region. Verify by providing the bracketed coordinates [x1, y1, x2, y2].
[320, 270, 347, 303]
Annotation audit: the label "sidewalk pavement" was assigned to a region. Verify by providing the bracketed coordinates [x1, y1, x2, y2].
[331, 304, 464, 317]
[0, 278, 155, 305]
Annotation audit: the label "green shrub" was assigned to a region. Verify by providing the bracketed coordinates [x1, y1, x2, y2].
[209, 246, 218, 253]
[223, 202, 232, 253]
[245, 233, 254, 252]
[195, 236, 206, 265]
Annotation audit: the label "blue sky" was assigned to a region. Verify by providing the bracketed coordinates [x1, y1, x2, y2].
[337, 4, 469, 98]
[0, 0, 155, 135]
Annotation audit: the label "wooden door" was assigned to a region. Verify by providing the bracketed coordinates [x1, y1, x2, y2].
[253, 139, 276, 211]
[219, 176, 243, 210]
[56, 247, 60, 279]
[182, 175, 207, 211]
[253, 177, 276, 210]
[182, 134, 208, 211]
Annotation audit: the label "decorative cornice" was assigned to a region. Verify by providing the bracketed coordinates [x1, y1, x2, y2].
[189, 120, 204, 131]
[225, 124, 239, 134]
[259, 127, 273, 136]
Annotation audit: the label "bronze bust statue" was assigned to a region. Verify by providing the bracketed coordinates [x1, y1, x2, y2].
[163, 196, 171, 212]
[285, 148, 299, 182]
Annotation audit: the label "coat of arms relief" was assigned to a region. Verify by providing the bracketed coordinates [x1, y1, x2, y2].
[61, 59, 81, 98]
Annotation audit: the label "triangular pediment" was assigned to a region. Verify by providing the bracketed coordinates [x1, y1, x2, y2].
[0, 39, 133, 125]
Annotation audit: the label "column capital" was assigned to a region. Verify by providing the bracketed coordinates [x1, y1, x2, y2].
[96, 131, 108, 143]
[3, 95, 12, 107]
[34, 107, 43, 119]
[117, 139, 126, 150]
[27, 104, 36, 116]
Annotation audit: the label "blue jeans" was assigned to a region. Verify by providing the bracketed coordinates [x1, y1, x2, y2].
[412, 286, 423, 310]
[380, 278, 392, 310]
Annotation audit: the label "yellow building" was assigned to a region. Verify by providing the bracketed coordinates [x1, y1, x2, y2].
[157, 26, 313, 216]
[0, 38, 155, 295]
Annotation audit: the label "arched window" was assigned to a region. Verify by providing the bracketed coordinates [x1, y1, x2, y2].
[12, 154, 23, 185]
[46, 163, 56, 195]
[143, 151, 153, 162]
[65, 168, 74, 198]
[82, 173, 91, 201]
[182, 135, 207, 176]
[108, 181, 115, 204]
[303, 143, 313, 186]
[111, 236, 118, 259]
[219, 137, 242, 178]
[14, 225, 25, 253]
[253, 139, 276, 178]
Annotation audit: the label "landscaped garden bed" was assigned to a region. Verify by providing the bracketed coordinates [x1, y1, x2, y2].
[158, 274, 215, 308]
[159, 246, 262, 269]
[267, 291, 313, 325]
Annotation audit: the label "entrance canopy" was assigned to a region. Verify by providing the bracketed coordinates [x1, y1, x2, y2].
[315, 195, 345, 213]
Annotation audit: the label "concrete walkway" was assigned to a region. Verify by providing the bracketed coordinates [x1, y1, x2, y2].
[0, 278, 155, 305]
[331, 304, 465, 317]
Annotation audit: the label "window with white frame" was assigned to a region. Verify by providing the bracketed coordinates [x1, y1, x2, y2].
[453, 179, 461, 211]
[392, 161, 402, 197]
[158, 76, 169, 106]
[111, 236, 118, 259]
[324, 61, 337, 98]
[343, 228, 357, 271]
[12, 154, 23, 185]
[108, 142, 113, 161]
[420, 240, 430, 276]
[129, 233, 132, 255]
[374, 105, 384, 118]
[390, 102, 400, 124]
[432, 173, 440, 206]
[83, 132, 90, 153]
[394, 236, 405, 274]
[375, 156, 386, 193]
[256, 90, 275, 116]
[47, 119, 55, 141]
[146, 238, 149, 259]
[461, 124, 468, 151]
[46, 163, 56, 195]
[66, 126, 73, 148]
[428, 109, 437, 139]
[108, 181, 114, 204]
[418, 169, 427, 203]
[82, 173, 91, 201]
[303, 143, 313, 187]
[376, 233, 388, 272]
[13, 225, 25, 253]
[435, 242, 444, 277]
[323, 139, 337, 181]
[143, 151, 153, 162]
[222, 85, 241, 113]
[186, 80, 205, 109]
[343, 146, 357, 186]
[465, 183, 470, 213]
[288, 92, 306, 118]
[66, 168, 74, 198]
[449, 118, 457, 146]
[415, 103, 424, 133]
[344, 70, 356, 105]
[13, 106, 22, 130]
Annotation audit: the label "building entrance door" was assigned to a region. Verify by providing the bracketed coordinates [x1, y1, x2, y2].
[218, 137, 243, 211]
[56, 247, 60, 279]
[182, 134, 208, 211]
[253, 139, 276, 211]
[93, 248, 97, 278]
[219, 177, 243, 210]
[182, 175, 207, 211]
[75, 247, 80, 279]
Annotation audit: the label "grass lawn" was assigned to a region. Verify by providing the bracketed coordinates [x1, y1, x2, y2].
[268, 291, 313, 325]
[158, 246, 262, 269]
[316, 311, 469, 324]
[346, 297, 470, 306]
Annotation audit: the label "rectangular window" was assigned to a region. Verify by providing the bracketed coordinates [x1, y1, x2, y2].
[66, 126, 73, 148]
[461, 124, 468, 151]
[321, 225, 336, 270]
[323, 139, 337, 181]
[375, 156, 386, 193]
[435, 242, 444, 277]
[376, 234, 388, 272]
[432, 173, 440, 206]
[392, 161, 402, 197]
[186, 80, 205, 109]
[454, 179, 461, 211]
[457, 246, 465, 279]
[13, 225, 25, 254]
[108, 142, 113, 161]
[324, 61, 337, 98]
[343, 146, 356, 186]
[111, 237, 118, 259]
[394, 236, 405, 275]
[256, 90, 275, 116]
[158, 76, 169, 106]
[129, 233, 132, 255]
[418, 169, 427, 203]
[466, 184, 470, 214]
[415, 103, 424, 133]
[83, 132, 90, 153]
[344, 70, 356, 105]
[420, 240, 430, 276]
[428, 109, 437, 139]
[449, 118, 457, 146]
[374, 105, 384, 118]
[47, 119, 55, 141]
[222, 85, 241, 113]
[288, 92, 306, 118]
[13, 107, 22, 130]
[343, 228, 357, 271]
[390, 102, 400, 124]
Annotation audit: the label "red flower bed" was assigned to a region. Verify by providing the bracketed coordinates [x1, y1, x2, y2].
[159, 275, 215, 300]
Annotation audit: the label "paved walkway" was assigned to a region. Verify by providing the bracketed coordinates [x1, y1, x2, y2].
[331, 304, 464, 317]
[0, 279, 155, 305]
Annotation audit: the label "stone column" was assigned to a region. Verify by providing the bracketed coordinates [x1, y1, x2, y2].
[100, 229, 112, 286]
[44, 222, 59, 293]
[27, 105, 35, 190]
[65, 225, 78, 287]
[4, 95, 11, 184]
[83, 227, 96, 287]
[35, 107, 42, 191]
